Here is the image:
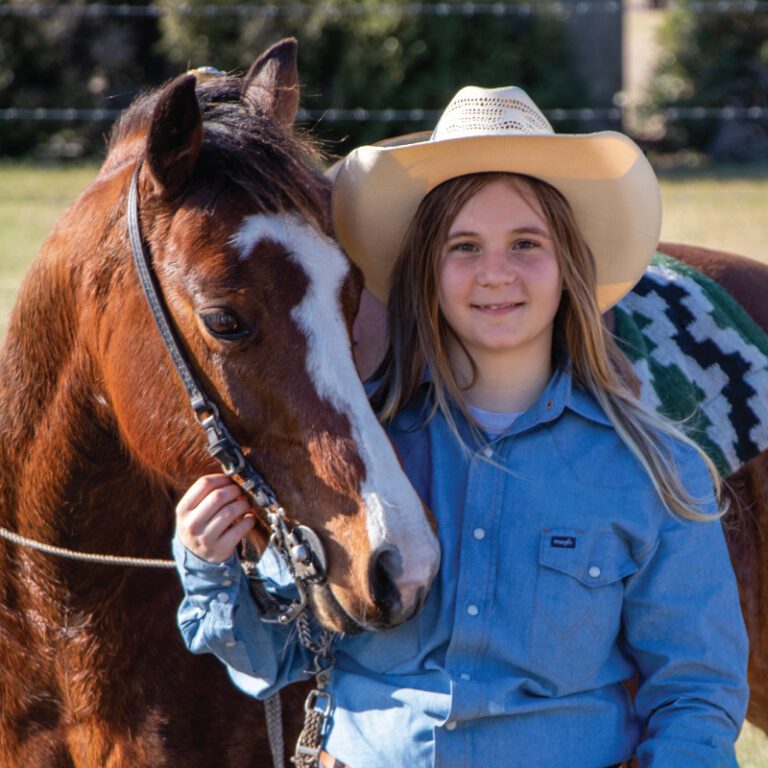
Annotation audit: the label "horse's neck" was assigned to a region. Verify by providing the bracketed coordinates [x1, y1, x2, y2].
[0, 236, 172, 558]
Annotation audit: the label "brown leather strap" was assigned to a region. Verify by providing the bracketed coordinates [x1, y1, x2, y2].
[319, 751, 350, 768]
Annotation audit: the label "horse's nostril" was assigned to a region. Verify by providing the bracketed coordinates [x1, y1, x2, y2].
[369, 546, 403, 616]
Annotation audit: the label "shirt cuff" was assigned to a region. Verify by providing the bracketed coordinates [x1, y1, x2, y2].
[172, 533, 243, 597]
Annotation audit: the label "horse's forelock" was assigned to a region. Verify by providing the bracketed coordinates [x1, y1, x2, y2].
[196, 122, 329, 229]
[107, 74, 329, 228]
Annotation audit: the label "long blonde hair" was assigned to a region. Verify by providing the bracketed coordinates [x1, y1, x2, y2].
[370, 172, 723, 521]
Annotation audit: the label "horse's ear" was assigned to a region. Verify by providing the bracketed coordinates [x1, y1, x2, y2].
[145, 75, 202, 199]
[242, 38, 300, 132]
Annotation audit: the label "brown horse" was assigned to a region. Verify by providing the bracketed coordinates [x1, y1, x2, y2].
[0, 40, 439, 767]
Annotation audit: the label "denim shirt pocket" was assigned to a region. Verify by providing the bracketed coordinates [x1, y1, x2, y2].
[529, 529, 638, 688]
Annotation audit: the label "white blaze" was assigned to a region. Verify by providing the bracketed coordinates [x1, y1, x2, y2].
[231, 213, 440, 601]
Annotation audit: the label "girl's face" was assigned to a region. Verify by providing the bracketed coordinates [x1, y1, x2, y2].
[438, 178, 563, 367]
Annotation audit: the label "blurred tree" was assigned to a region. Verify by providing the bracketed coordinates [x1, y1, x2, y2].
[645, 3, 768, 160]
[0, 0, 167, 157]
[156, 0, 586, 156]
[0, 0, 586, 158]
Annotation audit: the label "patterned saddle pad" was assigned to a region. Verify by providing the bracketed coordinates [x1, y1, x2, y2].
[614, 252, 768, 477]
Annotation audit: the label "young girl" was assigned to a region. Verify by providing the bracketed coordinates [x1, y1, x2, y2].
[173, 86, 748, 768]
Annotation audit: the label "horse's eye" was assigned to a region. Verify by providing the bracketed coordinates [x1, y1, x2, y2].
[200, 309, 248, 339]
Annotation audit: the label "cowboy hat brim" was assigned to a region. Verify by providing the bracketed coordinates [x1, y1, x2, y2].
[332, 131, 661, 311]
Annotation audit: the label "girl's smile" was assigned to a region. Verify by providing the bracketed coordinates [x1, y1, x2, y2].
[470, 301, 523, 314]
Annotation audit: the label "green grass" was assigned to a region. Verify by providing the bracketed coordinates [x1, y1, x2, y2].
[738, 723, 768, 768]
[656, 162, 768, 264]
[1, 160, 768, 760]
[0, 161, 99, 337]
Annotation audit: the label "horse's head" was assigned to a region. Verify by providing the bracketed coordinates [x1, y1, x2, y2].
[91, 40, 439, 633]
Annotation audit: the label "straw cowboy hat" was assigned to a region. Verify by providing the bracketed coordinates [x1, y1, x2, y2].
[332, 85, 662, 311]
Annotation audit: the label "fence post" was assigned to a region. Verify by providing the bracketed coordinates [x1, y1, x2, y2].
[561, 0, 624, 130]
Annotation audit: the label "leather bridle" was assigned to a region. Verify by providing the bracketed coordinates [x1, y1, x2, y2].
[127, 162, 328, 625]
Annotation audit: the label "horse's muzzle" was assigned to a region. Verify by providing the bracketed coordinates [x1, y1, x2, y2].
[368, 545, 431, 628]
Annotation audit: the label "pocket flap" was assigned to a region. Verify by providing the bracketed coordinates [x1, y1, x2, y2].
[539, 529, 637, 587]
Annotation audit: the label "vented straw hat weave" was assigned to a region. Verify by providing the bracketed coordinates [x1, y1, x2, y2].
[332, 85, 661, 311]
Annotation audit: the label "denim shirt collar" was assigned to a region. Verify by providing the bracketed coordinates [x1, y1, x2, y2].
[380, 360, 613, 440]
[442, 363, 613, 441]
[491, 365, 608, 436]
[558, 367, 613, 428]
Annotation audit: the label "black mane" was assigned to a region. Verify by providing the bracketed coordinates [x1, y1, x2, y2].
[108, 74, 330, 227]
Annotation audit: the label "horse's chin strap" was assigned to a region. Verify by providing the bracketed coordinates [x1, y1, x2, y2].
[127, 162, 328, 626]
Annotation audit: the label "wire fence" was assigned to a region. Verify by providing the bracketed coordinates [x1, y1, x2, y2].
[1, 1, 766, 127]
[1, 105, 766, 124]
[1, 1, 767, 17]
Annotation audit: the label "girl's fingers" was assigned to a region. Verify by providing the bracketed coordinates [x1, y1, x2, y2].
[181, 482, 243, 534]
[203, 496, 252, 541]
[175, 475, 256, 562]
[216, 513, 256, 558]
[176, 474, 232, 516]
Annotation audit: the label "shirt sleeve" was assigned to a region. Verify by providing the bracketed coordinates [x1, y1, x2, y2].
[621, 451, 749, 768]
[172, 533, 315, 699]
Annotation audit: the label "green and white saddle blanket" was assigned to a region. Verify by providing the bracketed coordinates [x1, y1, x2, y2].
[614, 252, 768, 478]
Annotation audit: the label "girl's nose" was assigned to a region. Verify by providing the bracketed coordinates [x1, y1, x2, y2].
[477, 248, 517, 286]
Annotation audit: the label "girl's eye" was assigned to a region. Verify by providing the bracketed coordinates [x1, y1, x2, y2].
[200, 309, 249, 340]
[513, 239, 539, 251]
[448, 241, 478, 254]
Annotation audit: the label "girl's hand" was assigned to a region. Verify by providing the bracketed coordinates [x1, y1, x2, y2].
[175, 474, 255, 564]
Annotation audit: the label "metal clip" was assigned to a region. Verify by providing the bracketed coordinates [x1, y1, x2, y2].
[304, 688, 333, 718]
[303, 651, 335, 679]
[208, 440, 246, 475]
[191, 396, 220, 422]
[257, 581, 308, 626]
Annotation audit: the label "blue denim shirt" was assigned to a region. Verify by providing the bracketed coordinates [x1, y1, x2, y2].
[174, 366, 748, 768]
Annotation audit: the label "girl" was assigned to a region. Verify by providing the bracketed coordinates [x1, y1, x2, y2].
[174, 86, 748, 767]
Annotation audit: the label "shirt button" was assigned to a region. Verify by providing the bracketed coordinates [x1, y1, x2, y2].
[222, 579, 233, 587]
[445, 721, 457, 731]
[482, 446, 494, 458]
[588, 566, 601, 579]
[467, 604, 479, 616]
[460, 673, 471, 681]
[473, 528, 486, 540]
[217, 592, 230, 604]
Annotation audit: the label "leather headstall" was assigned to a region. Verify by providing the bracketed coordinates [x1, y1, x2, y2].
[127, 162, 327, 625]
